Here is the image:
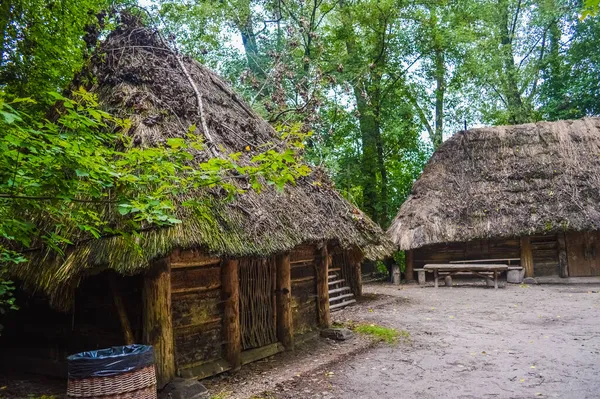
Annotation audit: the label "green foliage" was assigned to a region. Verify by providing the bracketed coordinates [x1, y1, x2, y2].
[0, 0, 134, 101]
[0, 89, 310, 318]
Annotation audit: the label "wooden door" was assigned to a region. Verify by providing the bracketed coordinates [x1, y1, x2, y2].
[566, 232, 600, 276]
[238, 258, 277, 350]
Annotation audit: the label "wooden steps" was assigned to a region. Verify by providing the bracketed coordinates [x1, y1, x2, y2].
[327, 270, 356, 312]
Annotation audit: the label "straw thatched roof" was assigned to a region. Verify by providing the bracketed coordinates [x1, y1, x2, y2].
[13, 17, 391, 309]
[388, 118, 600, 250]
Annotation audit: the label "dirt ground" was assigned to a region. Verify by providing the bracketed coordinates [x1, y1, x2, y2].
[3, 281, 600, 399]
[268, 282, 600, 399]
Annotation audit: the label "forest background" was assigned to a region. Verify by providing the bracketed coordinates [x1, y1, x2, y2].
[0, 0, 599, 313]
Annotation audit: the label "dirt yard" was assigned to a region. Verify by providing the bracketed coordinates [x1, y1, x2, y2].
[267, 282, 600, 399]
[3, 282, 600, 399]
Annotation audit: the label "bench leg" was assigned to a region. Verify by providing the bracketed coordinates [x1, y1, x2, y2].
[434, 270, 438, 288]
[494, 271, 498, 289]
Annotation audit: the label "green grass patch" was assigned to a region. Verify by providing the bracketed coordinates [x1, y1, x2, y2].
[353, 323, 408, 344]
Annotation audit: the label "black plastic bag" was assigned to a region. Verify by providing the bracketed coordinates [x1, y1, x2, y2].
[67, 344, 154, 379]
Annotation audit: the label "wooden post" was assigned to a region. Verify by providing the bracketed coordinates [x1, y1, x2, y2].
[143, 259, 175, 389]
[557, 233, 568, 277]
[391, 263, 401, 285]
[405, 249, 415, 282]
[109, 275, 135, 345]
[276, 253, 294, 350]
[520, 236, 534, 278]
[222, 259, 241, 370]
[352, 258, 362, 297]
[316, 244, 331, 328]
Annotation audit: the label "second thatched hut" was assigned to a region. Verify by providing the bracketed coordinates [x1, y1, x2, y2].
[388, 118, 600, 281]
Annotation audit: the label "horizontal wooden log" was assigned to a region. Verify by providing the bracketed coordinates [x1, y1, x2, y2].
[173, 318, 222, 334]
[240, 343, 284, 365]
[172, 285, 221, 295]
[291, 276, 315, 283]
[178, 358, 231, 379]
[171, 265, 221, 291]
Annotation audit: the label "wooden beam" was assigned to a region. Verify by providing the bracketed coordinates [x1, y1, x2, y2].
[405, 249, 415, 282]
[391, 263, 400, 285]
[520, 236, 534, 278]
[352, 257, 363, 297]
[143, 258, 175, 388]
[109, 275, 135, 345]
[316, 244, 331, 328]
[557, 233, 568, 277]
[221, 259, 241, 370]
[276, 253, 294, 350]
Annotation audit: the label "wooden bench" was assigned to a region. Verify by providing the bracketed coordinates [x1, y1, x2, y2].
[424, 264, 509, 289]
[450, 258, 520, 265]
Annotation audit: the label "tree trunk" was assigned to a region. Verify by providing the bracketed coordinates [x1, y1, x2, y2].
[222, 259, 241, 370]
[0, 0, 13, 68]
[350, 79, 381, 222]
[276, 253, 294, 350]
[498, 0, 529, 124]
[236, 7, 265, 80]
[434, 47, 445, 148]
[143, 259, 175, 388]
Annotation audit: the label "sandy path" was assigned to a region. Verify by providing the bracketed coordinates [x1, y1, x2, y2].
[272, 282, 600, 399]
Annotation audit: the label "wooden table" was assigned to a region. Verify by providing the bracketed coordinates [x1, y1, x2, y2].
[424, 264, 509, 289]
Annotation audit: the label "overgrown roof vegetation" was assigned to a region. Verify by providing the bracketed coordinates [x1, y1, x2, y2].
[7, 17, 391, 310]
[388, 118, 600, 250]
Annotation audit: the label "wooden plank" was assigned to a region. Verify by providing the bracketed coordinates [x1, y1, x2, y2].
[109, 275, 135, 345]
[520, 237, 534, 278]
[174, 318, 221, 334]
[240, 342, 284, 365]
[171, 265, 221, 291]
[316, 244, 331, 328]
[172, 286, 220, 295]
[143, 258, 175, 388]
[179, 358, 230, 379]
[174, 325, 222, 367]
[291, 276, 315, 283]
[276, 253, 294, 350]
[171, 259, 221, 269]
[170, 248, 220, 268]
[172, 290, 221, 328]
[222, 259, 241, 370]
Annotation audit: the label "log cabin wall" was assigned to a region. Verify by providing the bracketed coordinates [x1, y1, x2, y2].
[289, 244, 319, 335]
[413, 235, 562, 277]
[169, 249, 224, 372]
[531, 235, 560, 276]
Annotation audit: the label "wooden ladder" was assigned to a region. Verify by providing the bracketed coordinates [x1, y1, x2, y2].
[328, 268, 356, 311]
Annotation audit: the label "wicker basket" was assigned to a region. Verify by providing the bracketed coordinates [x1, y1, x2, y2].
[67, 365, 157, 398]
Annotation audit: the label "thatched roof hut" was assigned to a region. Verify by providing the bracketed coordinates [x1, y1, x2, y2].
[2, 18, 391, 386]
[388, 118, 600, 280]
[12, 19, 390, 309]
